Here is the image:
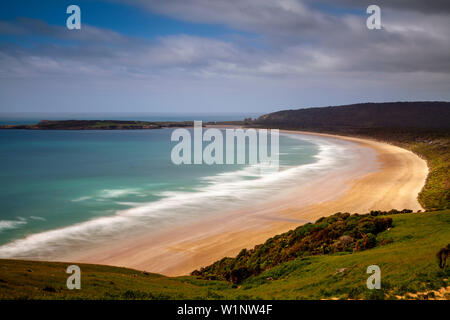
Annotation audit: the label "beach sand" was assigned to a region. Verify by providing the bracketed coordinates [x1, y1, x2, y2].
[72, 131, 428, 276]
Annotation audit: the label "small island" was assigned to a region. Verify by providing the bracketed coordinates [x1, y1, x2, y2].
[0, 119, 247, 130]
[0, 120, 194, 130]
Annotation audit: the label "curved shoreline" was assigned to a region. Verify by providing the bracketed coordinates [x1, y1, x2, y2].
[67, 130, 428, 276]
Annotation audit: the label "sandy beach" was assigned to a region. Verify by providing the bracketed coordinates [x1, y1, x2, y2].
[72, 131, 428, 276]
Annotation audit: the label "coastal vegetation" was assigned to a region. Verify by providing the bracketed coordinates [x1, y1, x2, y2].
[0, 210, 448, 299]
[254, 102, 450, 131]
[408, 139, 449, 210]
[192, 211, 402, 284]
[0, 120, 194, 130]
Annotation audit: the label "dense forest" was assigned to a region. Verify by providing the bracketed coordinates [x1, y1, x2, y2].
[255, 101, 450, 132]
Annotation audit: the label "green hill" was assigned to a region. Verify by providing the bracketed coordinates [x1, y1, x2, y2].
[256, 101, 450, 131]
[192, 211, 398, 283]
[1, 209, 448, 300]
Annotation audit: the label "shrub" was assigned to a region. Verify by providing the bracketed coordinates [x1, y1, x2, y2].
[192, 211, 395, 282]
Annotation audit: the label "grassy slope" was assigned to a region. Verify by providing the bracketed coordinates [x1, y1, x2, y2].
[406, 139, 449, 210]
[1, 210, 448, 300]
[238, 210, 449, 300]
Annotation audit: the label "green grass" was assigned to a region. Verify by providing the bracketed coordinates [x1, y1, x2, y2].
[1, 210, 448, 300]
[405, 139, 450, 210]
[192, 211, 396, 283]
[238, 210, 449, 299]
[0, 259, 227, 300]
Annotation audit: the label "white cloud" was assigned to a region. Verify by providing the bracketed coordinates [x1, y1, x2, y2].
[0, 1, 449, 112]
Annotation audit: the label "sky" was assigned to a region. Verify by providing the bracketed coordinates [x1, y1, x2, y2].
[0, 0, 449, 114]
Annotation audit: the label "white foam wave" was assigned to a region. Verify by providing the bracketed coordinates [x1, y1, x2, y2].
[29, 216, 46, 221]
[0, 133, 370, 259]
[71, 196, 92, 202]
[99, 188, 143, 198]
[0, 218, 27, 233]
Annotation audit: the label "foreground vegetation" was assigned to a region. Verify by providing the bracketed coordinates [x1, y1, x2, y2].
[193, 211, 401, 283]
[1, 210, 448, 299]
[405, 138, 449, 210]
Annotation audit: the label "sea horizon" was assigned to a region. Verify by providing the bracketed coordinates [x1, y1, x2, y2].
[0, 112, 262, 126]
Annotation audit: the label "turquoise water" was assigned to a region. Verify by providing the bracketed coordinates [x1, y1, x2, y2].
[0, 128, 328, 258]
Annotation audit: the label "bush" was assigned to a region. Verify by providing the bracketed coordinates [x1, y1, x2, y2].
[192, 211, 395, 282]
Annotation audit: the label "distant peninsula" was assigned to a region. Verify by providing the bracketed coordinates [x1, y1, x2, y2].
[0, 120, 195, 130]
[0, 119, 246, 130]
[3, 101, 449, 131]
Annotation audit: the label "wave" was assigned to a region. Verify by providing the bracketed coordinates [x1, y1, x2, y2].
[0, 133, 372, 259]
[29, 216, 46, 221]
[71, 188, 144, 202]
[98, 188, 144, 199]
[0, 218, 27, 233]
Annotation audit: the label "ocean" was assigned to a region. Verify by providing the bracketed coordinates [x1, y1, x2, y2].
[0, 124, 363, 260]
